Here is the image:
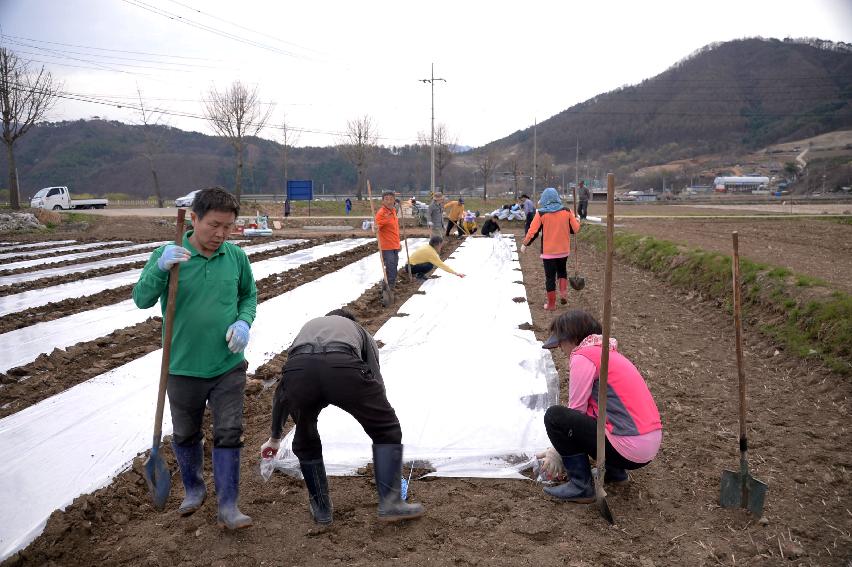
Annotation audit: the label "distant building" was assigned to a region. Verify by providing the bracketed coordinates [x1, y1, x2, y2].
[713, 176, 770, 193]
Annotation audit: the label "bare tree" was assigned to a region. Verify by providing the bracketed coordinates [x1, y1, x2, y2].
[136, 86, 167, 208]
[0, 48, 60, 209]
[508, 155, 525, 198]
[417, 123, 456, 191]
[339, 115, 378, 200]
[278, 113, 300, 202]
[536, 152, 555, 188]
[202, 81, 273, 201]
[477, 149, 498, 201]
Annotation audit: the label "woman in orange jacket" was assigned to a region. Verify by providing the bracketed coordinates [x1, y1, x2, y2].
[521, 188, 581, 311]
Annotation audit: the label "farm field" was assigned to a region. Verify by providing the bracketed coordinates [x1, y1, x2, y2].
[0, 212, 850, 566]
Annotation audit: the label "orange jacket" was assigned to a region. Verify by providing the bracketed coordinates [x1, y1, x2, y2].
[523, 208, 580, 257]
[443, 200, 465, 222]
[375, 205, 400, 250]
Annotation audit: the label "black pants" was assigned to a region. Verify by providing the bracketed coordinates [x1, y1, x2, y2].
[524, 215, 533, 236]
[578, 200, 588, 219]
[167, 360, 247, 448]
[445, 219, 462, 237]
[283, 352, 402, 461]
[542, 256, 568, 292]
[409, 262, 434, 278]
[544, 406, 649, 470]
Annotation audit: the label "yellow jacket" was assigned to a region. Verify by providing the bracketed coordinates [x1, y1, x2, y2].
[408, 244, 457, 275]
[443, 201, 465, 222]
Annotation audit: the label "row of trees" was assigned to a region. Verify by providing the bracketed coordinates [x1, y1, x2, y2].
[0, 47, 465, 208]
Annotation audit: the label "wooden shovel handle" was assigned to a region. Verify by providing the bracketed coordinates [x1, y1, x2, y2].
[597, 174, 616, 479]
[153, 208, 186, 440]
[732, 231, 748, 449]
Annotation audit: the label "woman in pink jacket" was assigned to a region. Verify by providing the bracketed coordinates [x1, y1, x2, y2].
[541, 309, 662, 502]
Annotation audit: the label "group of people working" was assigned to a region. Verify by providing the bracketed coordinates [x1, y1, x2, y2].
[132, 186, 660, 531]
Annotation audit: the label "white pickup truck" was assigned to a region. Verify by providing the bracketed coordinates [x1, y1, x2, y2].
[30, 186, 108, 210]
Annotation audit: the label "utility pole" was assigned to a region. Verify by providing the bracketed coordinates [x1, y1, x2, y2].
[419, 63, 446, 195]
[533, 118, 537, 200]
[575, 137, 579, 188]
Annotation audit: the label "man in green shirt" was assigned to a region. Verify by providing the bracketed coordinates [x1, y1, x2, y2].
[133, 187, 257, 530]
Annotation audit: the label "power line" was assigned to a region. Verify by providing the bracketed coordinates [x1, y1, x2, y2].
[0, 33, 225, 62]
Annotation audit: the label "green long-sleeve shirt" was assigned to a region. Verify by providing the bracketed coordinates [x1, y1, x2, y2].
[132, 231, 257, 378]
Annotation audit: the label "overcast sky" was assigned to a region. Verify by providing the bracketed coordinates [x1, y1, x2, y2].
[2, 0, 851, 148]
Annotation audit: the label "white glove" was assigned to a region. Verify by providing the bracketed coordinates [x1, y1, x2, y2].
[427, 221, 433, 227]
[540, 447, 567, 480]
[520, 244, 527, 253]
[261, 437, 281, 459]
[225, 320, 250, 353]
[156, 244, 190, 272]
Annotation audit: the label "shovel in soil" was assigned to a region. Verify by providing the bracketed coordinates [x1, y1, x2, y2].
[720, 231, 767, 517]
[144, 208, 186, 510]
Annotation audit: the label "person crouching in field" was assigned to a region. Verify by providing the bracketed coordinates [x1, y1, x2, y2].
[405, 236, 466, 280]
[540, 309, 662, 502]
[520, 188, 580, 311]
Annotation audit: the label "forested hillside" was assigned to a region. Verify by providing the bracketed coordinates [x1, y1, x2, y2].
[3, 37, 850, 199]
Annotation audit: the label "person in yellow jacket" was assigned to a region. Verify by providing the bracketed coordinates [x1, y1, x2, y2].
[406, 236, 466, 280]
[443, 198, 465, 238]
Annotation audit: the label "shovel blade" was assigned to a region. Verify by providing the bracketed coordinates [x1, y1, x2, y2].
[720, 469, 768, 517]
[569, 276, 585, 291]
[593, 469, 615, 525]
[144, 444, 172, 511]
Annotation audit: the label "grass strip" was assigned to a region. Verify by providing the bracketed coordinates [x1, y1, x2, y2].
[582, 225, 851, 374]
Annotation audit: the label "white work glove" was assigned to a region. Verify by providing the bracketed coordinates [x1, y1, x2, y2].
[539, 447, 567, 481]
[520, 244, 527, 253]
[261, 437, 281, 459]
[225, 320, 250, 353]
[427, 221, 433, 227]
[156, 244, 190, 272]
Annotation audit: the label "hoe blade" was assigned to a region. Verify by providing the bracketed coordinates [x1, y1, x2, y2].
[569, 276, 585, 291]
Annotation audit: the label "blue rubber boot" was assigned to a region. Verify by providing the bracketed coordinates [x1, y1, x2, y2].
[373, 444, 425, 522]
[605, 464, 630, 485]
[299, 459, 333, 525]
[543, 454, 595, 503]
[172, 441, 207, 516]
[212, 447, 253, 530]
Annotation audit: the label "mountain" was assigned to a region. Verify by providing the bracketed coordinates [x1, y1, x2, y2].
[2, 38, 850, 199]
[479, 37, 852, 168]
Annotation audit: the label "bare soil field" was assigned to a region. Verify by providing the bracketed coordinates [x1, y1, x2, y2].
[1, 216, 850, 566]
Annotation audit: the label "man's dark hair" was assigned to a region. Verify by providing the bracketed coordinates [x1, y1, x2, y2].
[192, 187, 240, 219]
[429, 235, 443, 247]
[326, 308, 357, 322]
[548, 309, 602, 346]
[382, 190, 395, 198]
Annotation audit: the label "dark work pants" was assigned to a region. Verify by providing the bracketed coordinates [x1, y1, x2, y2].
[544, 406, 649, 470]
[542, 257, 568, 292]
[524, 215, 533, 236]
[167, 360, 247, 448]
[382, 249, 399, 287]
[283, 352, 402, 461]
[578, 200, 589, 219]
[409, 262, 434, 278]
[445, 219, 463, 237]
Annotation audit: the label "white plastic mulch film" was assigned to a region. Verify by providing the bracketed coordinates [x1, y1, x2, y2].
[0, 240, 421, 560]
[0, 239, 360, 374]
[0, 239, 305, 316]
[270, 235, 558, 479]
[0, 241, 131, 262]
[0, 241, 165, 272]
[0, 240, 76, 252]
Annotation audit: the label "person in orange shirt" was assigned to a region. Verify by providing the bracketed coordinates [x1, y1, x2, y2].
[375, 190, 401, 292]
[443, 197, 466, 238]
[520, 188, 581, 311]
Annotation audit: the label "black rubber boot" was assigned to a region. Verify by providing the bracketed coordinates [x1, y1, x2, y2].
[299, 459, 333, 525]
[605, 464, 629, 485]
[543, 454, 595, 503]
[172, 441, 207, 516]
[373, 444, 425, 522]
[212, 447, 253, 530]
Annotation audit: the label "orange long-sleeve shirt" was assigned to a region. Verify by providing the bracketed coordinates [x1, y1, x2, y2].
[375, 205, 400, 251]
[523, 208, 580, 257]
[443, 201, 465, 222]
